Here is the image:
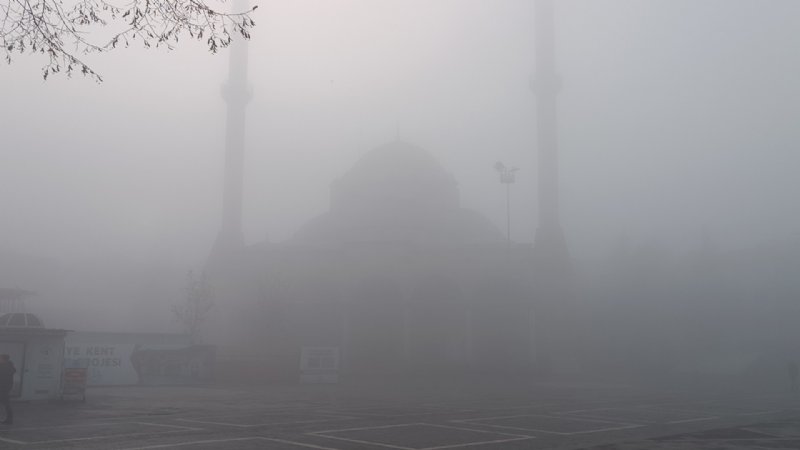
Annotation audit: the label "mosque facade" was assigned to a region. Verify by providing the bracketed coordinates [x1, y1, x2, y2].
[206, 141, 538, 380]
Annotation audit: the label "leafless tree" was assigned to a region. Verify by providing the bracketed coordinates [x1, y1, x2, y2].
[172, 270, 214, 344]
[1, 0, 256, 81]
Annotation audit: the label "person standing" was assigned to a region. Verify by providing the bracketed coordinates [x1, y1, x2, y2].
[0, 355, 15, 424]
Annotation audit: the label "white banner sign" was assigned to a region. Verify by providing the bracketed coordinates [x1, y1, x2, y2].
[64, 343, 138, 386]
[299, 347, 339, 384]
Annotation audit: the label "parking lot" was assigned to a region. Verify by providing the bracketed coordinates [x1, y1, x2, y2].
[0, 380, 798, 449]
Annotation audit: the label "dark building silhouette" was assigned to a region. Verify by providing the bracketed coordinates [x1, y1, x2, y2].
[206, 141, 538, 380]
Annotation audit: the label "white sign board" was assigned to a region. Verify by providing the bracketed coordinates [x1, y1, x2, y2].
[299, 347, 339, 383]
[64, 343, 139, 386]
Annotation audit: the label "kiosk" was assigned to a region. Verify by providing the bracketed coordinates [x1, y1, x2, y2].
[0, 313, 69, 400]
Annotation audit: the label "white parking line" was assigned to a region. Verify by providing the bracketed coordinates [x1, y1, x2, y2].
[423, 437, 532, 450]
[0, 421, 201, 433]
[741, 427, 788, 438]
[466, 421, 640, 436]
[456, 413, 635, 426]
[419, 423, 532, 438]
[739, 410, 782, 416]
[557, 407, 616, 415]
[310, 422, 422, 435]
[311, 422, 533, 450]
[176, 413, 353, 428]
[497, 404, 551, 410]
[0, 435, 26, 444]
[0, 421, 202, 445]
[453, 414, 641, 436]
[313, 434, 412, 450]
[122, 437, 340, 450]
[263, 437, 341, 450]
[316, 408, 440, 418]
[666, 416, 719, 424]
[123, 437, 268, 449]
[557, 405, 729, 426]
[6, 430, 195, 446]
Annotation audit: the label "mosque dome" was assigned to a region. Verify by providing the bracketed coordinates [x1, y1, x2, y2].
[0, 312, 44, 328]
[292, 140, 504, 246]
[330, 140, 460, 214]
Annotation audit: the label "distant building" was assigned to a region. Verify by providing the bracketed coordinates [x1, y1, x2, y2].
[206, 141, 538, 380]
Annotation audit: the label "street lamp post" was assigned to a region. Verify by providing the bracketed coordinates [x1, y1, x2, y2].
[494, 162, 519, 246]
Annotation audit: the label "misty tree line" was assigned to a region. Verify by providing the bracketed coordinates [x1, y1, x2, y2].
[1, 0, 255, 81]
[571, 238, 800, 382]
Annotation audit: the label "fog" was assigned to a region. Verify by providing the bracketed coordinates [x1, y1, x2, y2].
[1, 0, 799, 385]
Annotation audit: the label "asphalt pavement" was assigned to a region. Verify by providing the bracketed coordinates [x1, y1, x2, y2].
[1, 378, 798, 449]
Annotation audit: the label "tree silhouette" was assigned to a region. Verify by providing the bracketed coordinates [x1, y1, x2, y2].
[172, 270, 214, 344]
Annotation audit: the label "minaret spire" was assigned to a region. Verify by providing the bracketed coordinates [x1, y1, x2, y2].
[532, 0, 569, 271]
[213, 0, 252, 255]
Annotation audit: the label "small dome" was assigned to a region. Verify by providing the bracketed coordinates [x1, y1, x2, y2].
[0, 313, 44, 328]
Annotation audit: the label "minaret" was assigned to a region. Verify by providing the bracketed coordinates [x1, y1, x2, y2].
[212, 0, 252, 256]
[529, 0, 571, 374]
[532, 0, 569, 272]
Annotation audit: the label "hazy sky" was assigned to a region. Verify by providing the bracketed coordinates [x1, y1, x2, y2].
[2, 0, 799, 268]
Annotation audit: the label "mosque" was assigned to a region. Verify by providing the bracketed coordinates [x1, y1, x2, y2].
[204, 0, 569, 381]
[206, 140, 537, 380]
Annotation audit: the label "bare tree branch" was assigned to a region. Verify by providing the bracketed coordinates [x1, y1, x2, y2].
[1, 0, 255, 82]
